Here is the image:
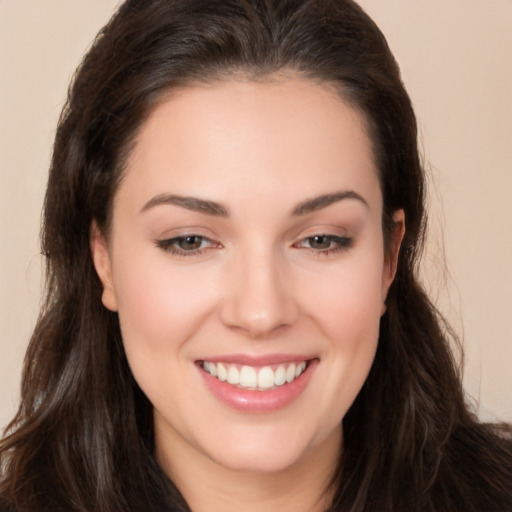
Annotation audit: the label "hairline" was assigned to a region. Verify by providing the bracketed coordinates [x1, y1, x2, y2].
[102, 67, 386, 237]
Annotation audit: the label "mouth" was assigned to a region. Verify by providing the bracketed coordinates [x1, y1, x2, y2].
[198, 360, 310, 391]
[196, 355, 318, 413]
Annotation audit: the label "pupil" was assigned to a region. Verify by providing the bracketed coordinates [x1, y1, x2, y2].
[311, 236, 330, 249]
[181, 236, 201, 250]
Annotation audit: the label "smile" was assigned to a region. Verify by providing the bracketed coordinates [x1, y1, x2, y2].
[200, 361, 308, 390]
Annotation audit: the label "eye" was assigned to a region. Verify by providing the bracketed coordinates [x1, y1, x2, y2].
[295, 234, 353, 255]
[156, 235, 220, 256]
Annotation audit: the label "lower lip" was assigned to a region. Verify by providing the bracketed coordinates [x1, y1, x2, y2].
[197, 359, 318, 413]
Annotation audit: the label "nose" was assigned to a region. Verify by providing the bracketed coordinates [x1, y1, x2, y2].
[219, 248, 300, 338]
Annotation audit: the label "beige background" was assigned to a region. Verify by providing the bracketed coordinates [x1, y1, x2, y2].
[1, 0, 511, 430]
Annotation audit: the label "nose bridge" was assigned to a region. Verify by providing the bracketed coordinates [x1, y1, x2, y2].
[220, 242, 299, 337]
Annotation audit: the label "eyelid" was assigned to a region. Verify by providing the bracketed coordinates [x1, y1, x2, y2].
[155, 233, 223, 257]
[295, 234, 352, 248]
[291, 225, 354, 257]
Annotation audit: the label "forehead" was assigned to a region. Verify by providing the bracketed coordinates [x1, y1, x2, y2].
[119, 77, 381, 214]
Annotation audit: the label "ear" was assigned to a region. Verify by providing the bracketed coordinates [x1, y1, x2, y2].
[381, 209, 405, 314]
[90, 221, 118, 311]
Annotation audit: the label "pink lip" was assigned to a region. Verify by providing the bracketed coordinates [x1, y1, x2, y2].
[197, 357, 319, 413]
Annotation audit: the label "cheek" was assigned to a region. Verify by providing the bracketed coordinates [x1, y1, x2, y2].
[111, 257, 222, 421]
[111, 249, 217, 367]
[314, 272, 382, 373]
[299, 253, 384, 416]
[304, 253, 385, 337]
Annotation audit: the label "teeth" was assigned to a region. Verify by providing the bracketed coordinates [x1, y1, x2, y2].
[275, 365, 286, 386]
[227, 366, 240, 385]
[257, 366, 274, 389]
[286, 364, 296, 383]
[239, 366, 257, 388]
[201, 361, 308, 390]
[217, 363, 227, 381]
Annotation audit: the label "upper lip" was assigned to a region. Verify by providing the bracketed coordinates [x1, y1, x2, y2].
[196, 353, 316, 366]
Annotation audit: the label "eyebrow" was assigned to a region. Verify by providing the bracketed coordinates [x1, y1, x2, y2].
[291, 190, 369, 216]
[140, 194, 229, 216]
[140, 189, 368, 217]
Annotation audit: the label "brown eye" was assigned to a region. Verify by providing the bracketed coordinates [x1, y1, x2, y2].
[177, 235, 204, 251]
[156, 234, 219, 256]
[308, 235, 333, 250]
[294, 234, 353, 255]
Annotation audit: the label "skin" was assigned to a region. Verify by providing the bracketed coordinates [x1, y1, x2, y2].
[92, 76, 404, 512]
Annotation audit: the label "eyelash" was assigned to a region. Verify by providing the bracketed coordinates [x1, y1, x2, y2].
[155, 235, 220, 257]
[156, 233, 353, 258]
[293, 234, 353, 257]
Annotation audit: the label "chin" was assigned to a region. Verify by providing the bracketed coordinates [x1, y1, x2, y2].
[202, 421, 338, 475]
[210, 444, 309, 474]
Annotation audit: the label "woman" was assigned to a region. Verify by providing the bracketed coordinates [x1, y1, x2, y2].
[1, 1, 511, 511]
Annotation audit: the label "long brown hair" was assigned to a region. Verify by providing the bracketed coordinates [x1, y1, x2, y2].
[1, 1, 511, 511]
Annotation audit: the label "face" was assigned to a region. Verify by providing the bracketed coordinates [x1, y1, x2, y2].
[92, 77, 404, 478]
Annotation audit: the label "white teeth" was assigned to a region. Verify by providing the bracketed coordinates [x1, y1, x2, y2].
[217, 363, 227, 381]
[257, 366, 275, 389]
[286, 363, 296, 383]
[274, 365, 286, 386]
[239, 366, 257, 388]
[227, 366, 240, 385]
[202, 360, 308, 390]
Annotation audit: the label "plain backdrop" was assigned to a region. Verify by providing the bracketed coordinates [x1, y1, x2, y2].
[1, 0, 511, 430]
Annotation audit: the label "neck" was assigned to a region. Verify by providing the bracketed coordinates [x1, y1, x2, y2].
[157, 427, 342, 512]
